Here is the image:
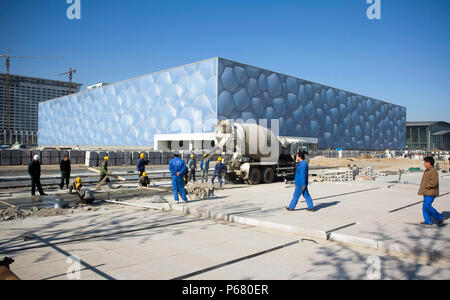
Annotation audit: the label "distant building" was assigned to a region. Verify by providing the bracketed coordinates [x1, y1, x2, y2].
[39, 57, 406, 149]
[0, 74, 82, 145]
[87, 83, 109, 91]
[406, 121, 450, 151]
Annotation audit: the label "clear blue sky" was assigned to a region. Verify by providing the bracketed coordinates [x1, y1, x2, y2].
[1, 0, 449, 122]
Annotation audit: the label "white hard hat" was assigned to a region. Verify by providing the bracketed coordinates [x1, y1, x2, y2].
[33, 155, 40, 160]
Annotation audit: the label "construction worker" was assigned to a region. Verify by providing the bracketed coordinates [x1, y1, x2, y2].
[188, 154, 197, 182]
[68, 177, 82, 194]
[418, 156, 445, 226]
[60, 154, 71, 190]
[28, 155, 47, 197]
[211, 157, 226, 187]
[169, 152, 188, 203]
[286, 152, 314, 212]
[139, 172, 150, 187]
[200, 154, 211, 183]
[98, 156, 110, 186]
[74, 178, 95, 204]
[136, 153, 149, 177]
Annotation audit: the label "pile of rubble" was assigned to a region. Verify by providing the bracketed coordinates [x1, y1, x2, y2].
[29, 206, 65, 217]
[0, 206, 66, 222]
[0, 207, 30, 221]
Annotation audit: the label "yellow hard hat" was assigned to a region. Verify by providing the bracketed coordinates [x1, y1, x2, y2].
[76, 177, 81, 183]
[104, 156, 109, 160]
[140, 153, 145, 158]
[191, 154, 195, 158]
[218, 157, 222, 161]
[203, 154, 207, 157]
[142, 172, 147, 177]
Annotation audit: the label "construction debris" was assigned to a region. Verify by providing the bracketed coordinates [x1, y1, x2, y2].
[186, 183, 215, 200]
[0, 207, 29, 221]
[0, 206, 66, 222]
[150, 195, 168, 203]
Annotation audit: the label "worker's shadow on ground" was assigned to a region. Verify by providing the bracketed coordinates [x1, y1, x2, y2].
[293, 201, 340, 212]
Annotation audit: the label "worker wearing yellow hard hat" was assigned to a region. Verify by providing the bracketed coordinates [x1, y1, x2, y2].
[68, 177, 82, 194]
[75, 177, 82, 190]
[98, 155, 110, 187]
[212, 157, 226, 187]
[137, 153, 149, 177]
[139, 171, 150, 187]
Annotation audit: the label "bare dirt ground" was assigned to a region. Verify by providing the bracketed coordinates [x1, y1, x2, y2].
[309, 156, 430, 172]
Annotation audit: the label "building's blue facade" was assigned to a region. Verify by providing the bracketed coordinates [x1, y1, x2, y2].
[39, 57, 406, 149]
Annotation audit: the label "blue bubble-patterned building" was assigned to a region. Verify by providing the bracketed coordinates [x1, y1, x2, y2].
[39, 57, 406, 149]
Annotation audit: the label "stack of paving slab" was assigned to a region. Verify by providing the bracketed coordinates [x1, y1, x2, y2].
[69, 150, 86, 165]
[365, 166, 374, 177]
[316, 167, 359, 182]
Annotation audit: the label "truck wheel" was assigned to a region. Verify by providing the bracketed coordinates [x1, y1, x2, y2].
[262, 167, 275, 183]
[248, 167, 262, 185]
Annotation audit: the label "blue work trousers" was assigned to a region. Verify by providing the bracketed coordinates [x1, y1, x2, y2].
[172, 176, 187, 202]
[423, 196, 443, 224]
[289, 186, 314, 210]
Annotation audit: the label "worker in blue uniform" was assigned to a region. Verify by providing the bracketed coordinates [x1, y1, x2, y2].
[169, 152, 188, 203]
[286, 152, 314, 212]
[211, 157, 226, 187]
[136, 153, 149, 177]
[200, 154, 211, 183]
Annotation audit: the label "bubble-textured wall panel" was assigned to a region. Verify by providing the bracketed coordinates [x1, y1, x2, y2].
[39, 58, 218, 146]
[217, 58, 406, 150]
[39, 57, 406, 150]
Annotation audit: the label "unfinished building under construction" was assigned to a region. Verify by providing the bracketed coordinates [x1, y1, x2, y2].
[38, 58, 407, 150]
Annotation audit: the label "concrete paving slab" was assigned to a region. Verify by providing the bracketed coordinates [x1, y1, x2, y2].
[141, 180, 450, 262]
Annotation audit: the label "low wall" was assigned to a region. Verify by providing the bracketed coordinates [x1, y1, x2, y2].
[0, 150, 206, 167]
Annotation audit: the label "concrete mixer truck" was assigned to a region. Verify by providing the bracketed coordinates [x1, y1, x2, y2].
[154, 120, 318, 185]
[205, 120, 318, 185]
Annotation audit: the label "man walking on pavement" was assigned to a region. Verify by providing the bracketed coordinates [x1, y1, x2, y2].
[211, 157, 226, 187]
[169, 152, 188, 203]
[188, 154, 197, 182]
[136, 153, 149, 177]
[98, 156, 111, 186]
[28, 155, 47, 197]
[286, 152, 314, 212]
[200, 154, 211, 183]
[419, 156, 445, 226]
[60, 154, 71, 190]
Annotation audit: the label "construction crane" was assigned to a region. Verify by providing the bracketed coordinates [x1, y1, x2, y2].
[58, 68, 76, 94]
[0, 49, 61, 144]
